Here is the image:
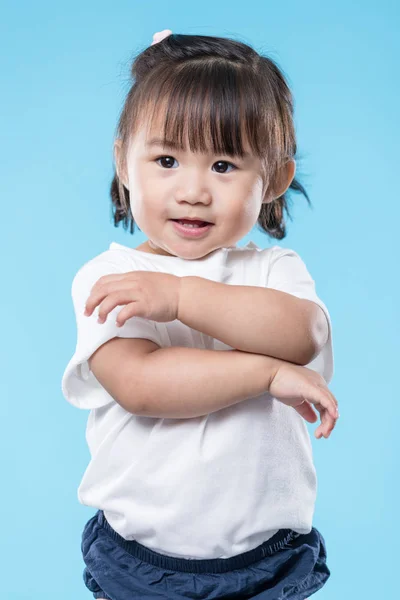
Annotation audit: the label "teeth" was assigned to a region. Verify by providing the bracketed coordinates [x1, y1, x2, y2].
[178, 221, 203, 228]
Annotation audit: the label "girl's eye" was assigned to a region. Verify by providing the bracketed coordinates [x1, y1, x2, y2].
[213, 160, 237, 174]
[155, 156, 237, 173]
[156, 156, 178, 169]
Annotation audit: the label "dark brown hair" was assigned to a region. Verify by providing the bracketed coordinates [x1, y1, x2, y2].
[110, 33, 311, 239]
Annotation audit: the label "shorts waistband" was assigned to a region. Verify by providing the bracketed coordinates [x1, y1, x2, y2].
[97, 510, 299, 574]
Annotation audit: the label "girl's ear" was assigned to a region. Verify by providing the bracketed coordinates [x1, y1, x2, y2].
[114, 139, 129, 189]
[263, 159, 296, 203]
[274, 159, 296, 199]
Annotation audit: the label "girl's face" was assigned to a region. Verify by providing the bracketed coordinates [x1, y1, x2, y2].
[116, 118, 284, 260]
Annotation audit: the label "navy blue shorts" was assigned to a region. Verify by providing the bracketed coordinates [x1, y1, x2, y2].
[81, 510, 330, 599]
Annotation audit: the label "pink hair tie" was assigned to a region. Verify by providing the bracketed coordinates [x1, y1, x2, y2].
[151, 29, 172, 45]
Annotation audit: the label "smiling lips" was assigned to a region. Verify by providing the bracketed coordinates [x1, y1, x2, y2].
[171, 217, 213, 225]
[171, 220, 214, 237]
[173, 220, 210, 227]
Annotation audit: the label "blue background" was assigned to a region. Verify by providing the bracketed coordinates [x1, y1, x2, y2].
[1, 1, 398, 598]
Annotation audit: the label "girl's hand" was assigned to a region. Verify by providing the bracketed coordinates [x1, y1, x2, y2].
[268, 362, 339, 439]
[83, 271, 182, 325]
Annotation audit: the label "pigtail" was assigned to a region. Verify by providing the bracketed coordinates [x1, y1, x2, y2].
[258, 177, 311, 239]
[110, 173, 134, 234]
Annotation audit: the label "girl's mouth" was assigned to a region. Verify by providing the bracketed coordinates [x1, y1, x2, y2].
[170, 219, 214, 238]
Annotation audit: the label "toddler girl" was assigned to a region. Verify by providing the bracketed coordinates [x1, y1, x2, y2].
[62, 30, 339, 600]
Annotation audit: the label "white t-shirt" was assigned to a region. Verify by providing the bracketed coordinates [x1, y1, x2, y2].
[61, 240, 334, 559]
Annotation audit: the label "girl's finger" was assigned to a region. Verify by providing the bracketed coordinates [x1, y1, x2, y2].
[314, 403, 337, 438]
[95, 292, 137, 323]
[115, 302, 143, 326]
[85, 280, 137, 315]
[315, 380, 339, 412]
[306, 383, 338, 420]
[294, 400, 318, 423]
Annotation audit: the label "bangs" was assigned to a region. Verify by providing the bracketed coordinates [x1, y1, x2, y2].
[133, 60, 274, 163]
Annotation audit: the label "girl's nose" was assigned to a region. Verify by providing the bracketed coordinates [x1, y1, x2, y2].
[174, 175, 212, 205]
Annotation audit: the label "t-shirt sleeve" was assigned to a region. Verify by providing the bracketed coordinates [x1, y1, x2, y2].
[265, 246, 334, 384]
[61, 259, 163, 410]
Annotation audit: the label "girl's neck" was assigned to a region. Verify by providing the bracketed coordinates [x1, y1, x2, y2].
[135, 240, 177, 257]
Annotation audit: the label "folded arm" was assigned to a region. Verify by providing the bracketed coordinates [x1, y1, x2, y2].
[178, 277, 329, 366]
